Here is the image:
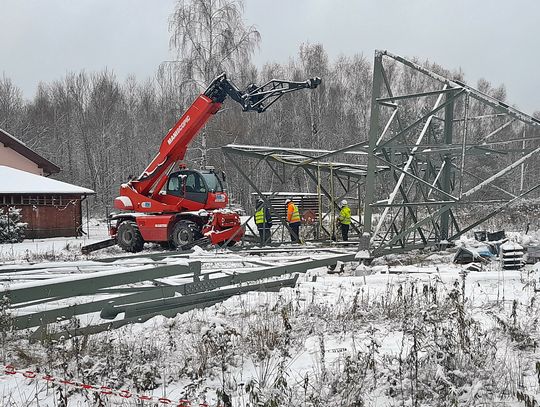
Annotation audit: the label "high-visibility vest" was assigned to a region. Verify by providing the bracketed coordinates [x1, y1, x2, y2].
[255, 207, 266, 224]
[287, 202, 301, 223]
[339, 206, 351, 225]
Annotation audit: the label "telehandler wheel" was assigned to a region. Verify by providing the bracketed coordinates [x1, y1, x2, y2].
[171, 220, 202, 248]
[117, 221, 144, 253]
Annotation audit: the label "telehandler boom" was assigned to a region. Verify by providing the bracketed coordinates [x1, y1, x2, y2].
[107, 73, 321, 252]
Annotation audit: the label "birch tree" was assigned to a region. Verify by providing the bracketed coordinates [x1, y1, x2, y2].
[168, 0, 260, 85]
[167, 0, 260, 167]
[0, 76, 24, 135]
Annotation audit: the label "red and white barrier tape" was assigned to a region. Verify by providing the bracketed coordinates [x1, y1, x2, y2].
[2, 365, 210, 406]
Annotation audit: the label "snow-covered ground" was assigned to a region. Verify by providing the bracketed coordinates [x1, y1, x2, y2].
[0, 219, 112, 263]
[2, 225, 540, 406]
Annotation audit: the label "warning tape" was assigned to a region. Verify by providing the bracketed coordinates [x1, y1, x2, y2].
[3, 365, 210, 406]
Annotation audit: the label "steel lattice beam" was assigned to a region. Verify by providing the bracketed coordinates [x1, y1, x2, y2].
[363, 50, 540, 255]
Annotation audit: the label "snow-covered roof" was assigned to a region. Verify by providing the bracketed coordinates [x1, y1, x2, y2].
[0, 166, 94, 195]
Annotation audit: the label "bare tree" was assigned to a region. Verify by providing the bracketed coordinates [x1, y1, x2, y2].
[168, 0, 260, 85]
[0, 75, 24, 134]
[167, 0, 261, 166]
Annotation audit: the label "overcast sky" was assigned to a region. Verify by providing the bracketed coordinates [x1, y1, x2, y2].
[1, 0, 538, 114]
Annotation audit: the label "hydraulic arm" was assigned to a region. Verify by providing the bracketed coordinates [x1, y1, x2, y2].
[105, 73, 321, 253]
[129, 74, 321, 202]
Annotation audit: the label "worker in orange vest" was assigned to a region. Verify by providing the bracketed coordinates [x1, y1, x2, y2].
[285, 198, 301, 243]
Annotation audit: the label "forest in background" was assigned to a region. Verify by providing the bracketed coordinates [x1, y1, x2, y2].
[0, 0, 538, 216]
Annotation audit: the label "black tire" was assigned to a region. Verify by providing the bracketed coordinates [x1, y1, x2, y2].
[117, 221, 144, 253]
[171, 220, 202, 248]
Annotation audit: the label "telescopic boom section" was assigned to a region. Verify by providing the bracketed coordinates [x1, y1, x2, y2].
[129, 73, 321, 198]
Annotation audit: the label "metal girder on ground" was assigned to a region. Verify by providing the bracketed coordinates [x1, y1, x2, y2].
[363, 50, 540, 255]
[2, 248, 356, 339]
[5, 262, 200, 305]
[30, 277, 299, 342]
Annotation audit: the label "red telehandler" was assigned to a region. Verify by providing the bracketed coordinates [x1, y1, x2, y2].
[82, 73, 321, 254]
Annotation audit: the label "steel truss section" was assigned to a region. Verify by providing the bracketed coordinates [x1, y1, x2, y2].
[223, 50, 540, 254]
[222, 144, 388, 243]
[364, 50, 540, 255]
[1, 248, 355, 340]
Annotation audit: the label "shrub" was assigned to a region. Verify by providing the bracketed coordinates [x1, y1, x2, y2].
[0, 207, 27, 243]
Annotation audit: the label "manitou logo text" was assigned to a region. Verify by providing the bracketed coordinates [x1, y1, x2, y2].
[167, 116, 191, 145]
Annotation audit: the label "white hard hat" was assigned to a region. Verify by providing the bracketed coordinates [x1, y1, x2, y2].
[340, 199, 348, 206]
[285, 198, 291, 204]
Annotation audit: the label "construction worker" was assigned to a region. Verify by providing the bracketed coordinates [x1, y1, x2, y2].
[254, 198, 272, 245]
[285, 198, 302, 243]
[338, 199, 351, 241]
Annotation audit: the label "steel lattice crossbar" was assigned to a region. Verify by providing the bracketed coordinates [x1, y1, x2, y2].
[363, 50, 540, 255]
[222, 144, 384, 242]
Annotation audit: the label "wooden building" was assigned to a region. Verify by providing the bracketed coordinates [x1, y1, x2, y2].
[0, 128, 94, 239]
